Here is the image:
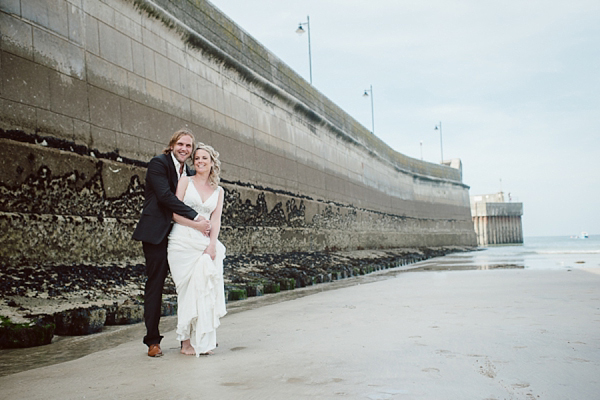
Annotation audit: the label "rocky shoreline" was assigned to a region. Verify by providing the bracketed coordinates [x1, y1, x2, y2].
[0, 246, 473, 348]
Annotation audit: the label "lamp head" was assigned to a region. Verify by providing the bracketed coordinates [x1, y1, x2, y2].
[296, 25, 305, 35]
[363, 90, 369, 97]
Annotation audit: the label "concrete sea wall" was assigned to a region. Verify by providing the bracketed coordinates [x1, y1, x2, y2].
[0, 0, 476, 267]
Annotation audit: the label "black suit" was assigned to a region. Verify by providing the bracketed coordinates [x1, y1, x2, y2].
[133, 153, 197, 346]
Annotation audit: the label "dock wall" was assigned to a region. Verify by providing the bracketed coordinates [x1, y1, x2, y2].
[0, 0, 476, 266]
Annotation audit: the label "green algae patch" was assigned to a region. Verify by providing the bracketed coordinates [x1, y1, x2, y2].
[0, 316, 55, 349]
[278, 278, 296, 291]
[263, 281, 280, 294]
[228, 288, 247, 301]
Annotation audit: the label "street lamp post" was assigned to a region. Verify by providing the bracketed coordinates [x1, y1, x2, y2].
[420, 141, 423, 160]
[434, 121, 443, 163]
[363, 85, 375, 134]
[295, 16, 312, 85]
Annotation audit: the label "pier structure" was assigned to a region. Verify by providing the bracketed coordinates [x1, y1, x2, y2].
[470, 193, 523, 246]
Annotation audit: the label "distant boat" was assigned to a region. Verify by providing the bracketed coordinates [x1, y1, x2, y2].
[580, 232, 589, 239]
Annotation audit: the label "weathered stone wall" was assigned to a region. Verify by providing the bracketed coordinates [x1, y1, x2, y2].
[0, 0, 476, 267]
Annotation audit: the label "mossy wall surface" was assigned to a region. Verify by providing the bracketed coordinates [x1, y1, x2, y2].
[0, 0, 475, 266]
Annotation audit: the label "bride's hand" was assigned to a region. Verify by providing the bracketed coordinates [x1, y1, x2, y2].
[192, 218, 211, 236]
[204, 243, 217, 260]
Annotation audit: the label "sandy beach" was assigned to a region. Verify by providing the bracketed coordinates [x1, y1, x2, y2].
[1, 264, 599, 399]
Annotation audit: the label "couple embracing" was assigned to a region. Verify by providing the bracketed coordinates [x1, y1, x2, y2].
[132, 129, 226, 357]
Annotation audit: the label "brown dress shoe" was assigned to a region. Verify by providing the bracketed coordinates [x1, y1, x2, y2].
[148, 344, 163, 357]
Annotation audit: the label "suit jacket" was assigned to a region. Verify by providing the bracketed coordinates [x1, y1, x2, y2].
[132, 153, 198, 245]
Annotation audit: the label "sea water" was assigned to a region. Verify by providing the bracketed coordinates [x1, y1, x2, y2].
[418, 235, 600, 271]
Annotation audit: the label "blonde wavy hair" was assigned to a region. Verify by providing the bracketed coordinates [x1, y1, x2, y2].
[193, 143, 221, 188]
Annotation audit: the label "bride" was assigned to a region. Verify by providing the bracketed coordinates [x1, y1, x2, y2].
[167, 143, 226, 356]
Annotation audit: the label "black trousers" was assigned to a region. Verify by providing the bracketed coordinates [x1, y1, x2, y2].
[142, 237, 169, 346]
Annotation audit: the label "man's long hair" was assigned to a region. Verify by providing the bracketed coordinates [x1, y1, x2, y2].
[163, 129, 195, 155]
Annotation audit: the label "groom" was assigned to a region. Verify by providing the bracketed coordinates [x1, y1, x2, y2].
[133, 129, 210, 357]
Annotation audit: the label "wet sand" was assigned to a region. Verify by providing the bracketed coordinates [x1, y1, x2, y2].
[1, 265, 599, 399]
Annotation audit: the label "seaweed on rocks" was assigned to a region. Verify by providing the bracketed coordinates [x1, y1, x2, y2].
[0, 316, 55, 349]
[0, 248, 471, 303]
[0, 263, 148, 298]
[0, 247, 473, 342]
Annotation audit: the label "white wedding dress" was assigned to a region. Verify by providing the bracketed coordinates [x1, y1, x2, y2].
[167, 179, 226, 356]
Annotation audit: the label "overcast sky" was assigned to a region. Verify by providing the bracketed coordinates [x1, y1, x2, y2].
[208, 0, 600, 237]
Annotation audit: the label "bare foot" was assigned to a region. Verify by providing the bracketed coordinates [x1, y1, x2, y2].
[180, 340, 195, 356]
[199, 350, 214, 356]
